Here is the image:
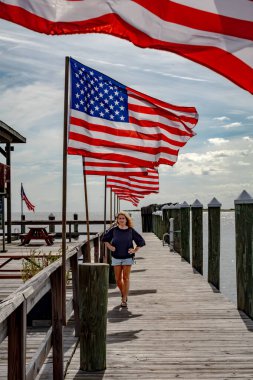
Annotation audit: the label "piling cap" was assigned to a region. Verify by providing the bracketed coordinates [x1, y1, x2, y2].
[191, 199, 203, 208]
[234, 190, 253, 205]
[48, 212, 55, 217]
[208, 197, 222, 208]
[180, 201, 190, 208]
[168, 203, 180, 209]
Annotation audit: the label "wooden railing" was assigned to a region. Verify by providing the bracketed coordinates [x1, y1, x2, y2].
[0, 233, 103, 380]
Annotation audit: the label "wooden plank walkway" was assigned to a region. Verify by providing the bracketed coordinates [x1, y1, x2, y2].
[64, 233, 253, 380]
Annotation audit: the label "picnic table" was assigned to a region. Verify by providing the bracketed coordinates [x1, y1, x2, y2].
[20, 226, 55, 246]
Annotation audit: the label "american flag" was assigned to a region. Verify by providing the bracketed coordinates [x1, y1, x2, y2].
[1, 1, 252, 93]
[68, 58, 198, 168]
[21, 183, 35, 212]
[83, 157, 148, 177]
[107, 169, 159, 195]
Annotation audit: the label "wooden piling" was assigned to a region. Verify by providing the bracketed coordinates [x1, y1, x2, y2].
[73, 213, 79, 234]
[208, 197, 221, 290]
[235, 190, 253, 319]
[180, 202, 190, 263]
[191, 199, 203, 275]
[48, 213, 55, 234]
[162, 205, 170, 245]
[171, 204, 181, 254]
[79, 263, 109, 371]
[141, 205, 157, 232]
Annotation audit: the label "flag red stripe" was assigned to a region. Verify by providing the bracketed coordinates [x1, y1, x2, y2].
[133, 0, 253, 41]
[68, 132, 179, 156]
[71, 116, 190, 148]
[128, 91, 198, 120]
[1, 3, 252, 93]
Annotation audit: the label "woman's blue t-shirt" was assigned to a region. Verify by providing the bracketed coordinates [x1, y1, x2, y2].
[102, 226, 145, 259]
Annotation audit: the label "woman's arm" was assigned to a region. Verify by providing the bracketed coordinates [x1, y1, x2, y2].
[104, 241, 116, 252]
[128, 246, 140, 254]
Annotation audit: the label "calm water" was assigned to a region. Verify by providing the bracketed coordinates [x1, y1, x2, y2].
[12, 210, 236, 305]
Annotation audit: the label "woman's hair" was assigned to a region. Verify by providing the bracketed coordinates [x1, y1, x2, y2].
[116, 211, 134, 228]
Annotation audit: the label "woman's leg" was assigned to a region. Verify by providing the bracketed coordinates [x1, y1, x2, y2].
[114, 265, 124, 296]
[121, 265, 132, 302]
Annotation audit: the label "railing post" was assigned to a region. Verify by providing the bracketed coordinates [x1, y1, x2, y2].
[162, 205, 170, 246]
[21, 214, 25, 234]
[94, 235, 99, 263]
[180, 201, 190, 263]
[235, 190, 253, 319]
[191, 199, 203, 275]
[169, 217, 174, 252]
[82, 241, 91, 262]
[48, 213, 55, 233]
[50, 267, 63, 379]
[70, 253, 80, 337]
[79, 263, 109, 371]
[8, 300, 26, 380]
[172, 203, 181, 254]
[73, 213, 79, 234]
[99, 234, 105, 263]
[208, 197, 222, 290]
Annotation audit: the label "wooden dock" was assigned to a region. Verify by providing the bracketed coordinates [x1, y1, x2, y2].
[1, 232, 253, 379]
[61, 233, 253, 379]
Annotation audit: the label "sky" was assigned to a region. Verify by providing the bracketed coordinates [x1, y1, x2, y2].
[0, 19, 253, 214]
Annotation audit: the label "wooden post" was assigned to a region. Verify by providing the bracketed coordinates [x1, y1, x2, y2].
[70, 254, 80, 337]
[208, 197, 221, 290]
[82, 241, 91, 263]
[172, 204, 181, 254]
[73, 213, 79, 234]
[162, 205, 170, 245]
[235, 190, 253, 319]
[51, 267, 63, 379]
[21, 214, 25, 234]
[99, 234, 105, 263]
[108, 251, 116, 285]
[180, 202, 190, 263]
[8, 300, 26, 380]
[94, 235, 99, 263]
[79, 263, 109, 371]
[191, 199, 203, 275]
[48, 213, 55, 233]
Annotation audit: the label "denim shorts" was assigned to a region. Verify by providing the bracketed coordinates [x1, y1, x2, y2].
[111, 257, 134, 266]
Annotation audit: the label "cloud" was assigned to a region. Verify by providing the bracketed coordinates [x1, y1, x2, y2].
[0, 82, 63, 132]
[246, 116, 253, 120]
[208, 138, 229, 145]
[243, 136, 253, 143]
[222, 122, 242, 129]
[213, 116, 230, 121]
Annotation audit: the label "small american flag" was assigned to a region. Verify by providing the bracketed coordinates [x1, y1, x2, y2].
[21, 183, 35, 212]
[68, 57, 198, 168]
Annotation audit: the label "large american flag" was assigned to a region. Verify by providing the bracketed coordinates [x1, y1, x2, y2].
[1, 1, 252, 93]
[68, 58, 198, 168]
[21, 183, 35, 212]
[83, 157, 148, 177]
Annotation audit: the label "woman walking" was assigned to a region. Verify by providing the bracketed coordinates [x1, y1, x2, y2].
[102, 211, 145, 307]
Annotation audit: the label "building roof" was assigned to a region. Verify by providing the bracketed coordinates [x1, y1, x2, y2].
[0, 120, 26, 143]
